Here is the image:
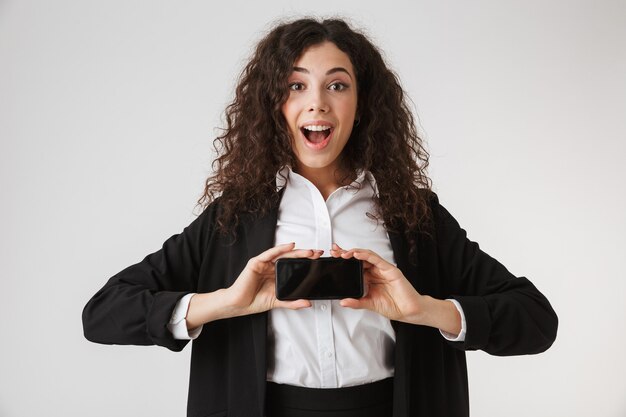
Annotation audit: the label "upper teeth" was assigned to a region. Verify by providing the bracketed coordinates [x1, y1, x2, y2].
[303, 125, 331, 132]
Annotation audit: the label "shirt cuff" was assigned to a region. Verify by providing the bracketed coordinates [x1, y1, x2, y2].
[440, 299, 467, 342]
[167, 293, 203, 340]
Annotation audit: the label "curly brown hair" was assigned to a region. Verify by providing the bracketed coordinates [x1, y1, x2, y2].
[197, 17, 433, 249]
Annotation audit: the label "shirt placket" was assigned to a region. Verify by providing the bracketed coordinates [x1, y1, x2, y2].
[309, 186, 337, 388]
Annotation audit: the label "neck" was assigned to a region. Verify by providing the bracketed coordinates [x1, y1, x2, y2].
[294, 163, 354, 200]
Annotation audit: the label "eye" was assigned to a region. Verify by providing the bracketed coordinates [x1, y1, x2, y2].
[288, 82, 305, 91]
[328, 82, 348, 92]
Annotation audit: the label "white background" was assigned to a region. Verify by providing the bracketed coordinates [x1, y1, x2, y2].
[1, 1, 625, 416]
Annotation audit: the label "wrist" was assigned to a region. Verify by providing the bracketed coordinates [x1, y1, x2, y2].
[401, 294, 431, 326]
[406, 295, 462, 336]
[186, 288, 232, 328]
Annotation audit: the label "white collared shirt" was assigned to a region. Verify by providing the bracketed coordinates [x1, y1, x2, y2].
[267, 167, 396, 388]
[168, 167, 466, 388]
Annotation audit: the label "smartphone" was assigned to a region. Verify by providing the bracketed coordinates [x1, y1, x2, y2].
[275, 257, 364, 301]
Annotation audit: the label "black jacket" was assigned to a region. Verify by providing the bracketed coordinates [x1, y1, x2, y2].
[82, 192, 558, 417]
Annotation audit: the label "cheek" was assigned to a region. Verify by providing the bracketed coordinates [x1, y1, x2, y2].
[335, 97, 357, 119]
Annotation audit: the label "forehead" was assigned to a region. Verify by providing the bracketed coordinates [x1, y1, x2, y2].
[293, 41, 355, 75]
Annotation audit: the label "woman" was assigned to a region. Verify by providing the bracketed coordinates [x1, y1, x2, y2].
[82, 17, 558, 417]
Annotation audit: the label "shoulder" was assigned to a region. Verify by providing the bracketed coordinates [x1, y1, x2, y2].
[413, 189, 465, 241]
[417, 189, 454, 222]
[416, 188, 448, 210]
[418, 188, 439, 206]
[193, 196, 223, 223]
[183, 197, 226, 241]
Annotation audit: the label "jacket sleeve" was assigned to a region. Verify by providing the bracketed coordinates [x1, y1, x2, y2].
[431, 194, 558, 355]
[82, 203, 217, 352]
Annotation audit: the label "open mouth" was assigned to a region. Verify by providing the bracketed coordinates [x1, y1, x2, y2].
[300, 124, 334, 149]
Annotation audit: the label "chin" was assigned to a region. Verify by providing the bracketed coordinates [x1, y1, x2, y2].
[297, 158, 334, 170]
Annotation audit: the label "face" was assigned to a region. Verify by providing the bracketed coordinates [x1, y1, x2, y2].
[281, 41, 358, 174]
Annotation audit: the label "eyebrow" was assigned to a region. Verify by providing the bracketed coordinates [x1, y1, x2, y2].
[292, 66, 353, 80]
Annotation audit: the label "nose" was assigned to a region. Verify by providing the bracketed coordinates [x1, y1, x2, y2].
[307, 89, 329, 113]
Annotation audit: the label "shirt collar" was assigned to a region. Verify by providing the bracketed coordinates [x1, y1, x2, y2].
[275, 165, 376, 195]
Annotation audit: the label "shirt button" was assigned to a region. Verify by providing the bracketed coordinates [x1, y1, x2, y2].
[326, 351, 333, 358]
[320, 304, 327, 311]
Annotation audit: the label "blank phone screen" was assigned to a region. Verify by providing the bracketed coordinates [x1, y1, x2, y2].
[275, 258, 363, 300]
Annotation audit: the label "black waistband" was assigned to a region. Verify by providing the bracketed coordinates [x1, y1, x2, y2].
[266, 378, 393, 417]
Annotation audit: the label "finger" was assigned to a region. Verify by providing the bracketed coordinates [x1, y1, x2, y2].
[332, 243, 345, 251]
[307, 250, 325, 260]
[274, 299, 312, 310]
[274, 249, 324, 262]
[329, 242, 344, 258]
[338, 249, 355, 259]
[339, 297, 373, 310]
[339, 248, 366, 259]
[344, 249, 393, 272]
[255, 242, 297, 263]
[256, 249, 324, 276]
[337, 249, 375, 269]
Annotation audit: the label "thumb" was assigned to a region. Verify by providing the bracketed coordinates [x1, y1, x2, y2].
[274, 299, 312, 310]
[339, 297, 371, 310]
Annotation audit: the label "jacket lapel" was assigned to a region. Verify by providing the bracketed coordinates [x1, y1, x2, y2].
[241, 197, 282, 416]
[388, 229, 418, 416]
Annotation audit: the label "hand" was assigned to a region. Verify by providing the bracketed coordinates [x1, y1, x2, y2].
[225, 242, 322, 317]
[330, 243, 462, 335]
[330, 243, 424, 323]
[186, 243, 320, 328]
